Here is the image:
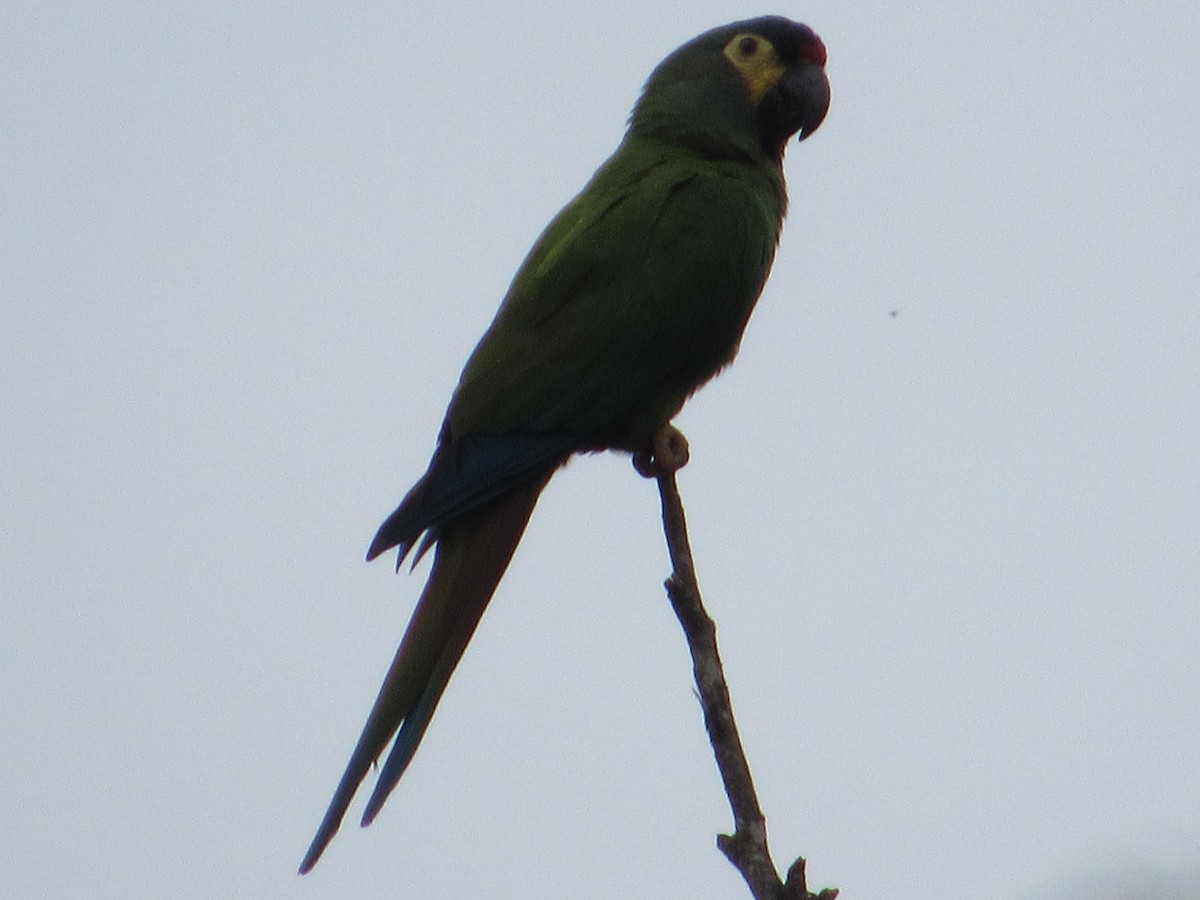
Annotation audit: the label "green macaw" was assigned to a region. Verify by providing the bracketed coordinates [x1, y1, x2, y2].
[300, 16, 829, 873]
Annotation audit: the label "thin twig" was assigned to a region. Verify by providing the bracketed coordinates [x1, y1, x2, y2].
[655, 470, 837, 900]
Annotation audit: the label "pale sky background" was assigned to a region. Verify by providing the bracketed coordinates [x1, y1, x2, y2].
[3, 3, 1199, 899]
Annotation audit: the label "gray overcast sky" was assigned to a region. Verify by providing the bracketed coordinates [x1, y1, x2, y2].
[4, 3, 1199, 899]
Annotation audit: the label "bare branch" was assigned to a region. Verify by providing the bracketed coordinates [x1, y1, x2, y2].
[654, 468, 837, 900]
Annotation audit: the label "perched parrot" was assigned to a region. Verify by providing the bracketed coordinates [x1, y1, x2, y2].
[300, 15, 829, 873]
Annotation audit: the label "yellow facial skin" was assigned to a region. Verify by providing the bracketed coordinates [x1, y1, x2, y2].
[722, 33, 787, 103]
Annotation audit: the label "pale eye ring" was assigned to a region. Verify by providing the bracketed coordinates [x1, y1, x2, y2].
[738, 36, 758, 56]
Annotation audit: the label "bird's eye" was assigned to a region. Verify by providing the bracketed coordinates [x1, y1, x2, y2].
[738, 36, 759, 56]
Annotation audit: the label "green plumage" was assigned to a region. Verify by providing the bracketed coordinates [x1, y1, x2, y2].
[301, 15, 829, 873]
[452, 149, 783, 445]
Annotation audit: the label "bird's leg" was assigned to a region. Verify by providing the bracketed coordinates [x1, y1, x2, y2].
[632, 423, 691, 478]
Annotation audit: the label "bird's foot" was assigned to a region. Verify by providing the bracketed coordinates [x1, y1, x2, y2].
[632, 424, 690, 478]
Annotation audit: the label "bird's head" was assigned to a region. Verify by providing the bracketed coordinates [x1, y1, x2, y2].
[631, 16, 830, 162]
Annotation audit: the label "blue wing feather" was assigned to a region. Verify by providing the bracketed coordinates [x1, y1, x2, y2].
[366, 430, 576, 563]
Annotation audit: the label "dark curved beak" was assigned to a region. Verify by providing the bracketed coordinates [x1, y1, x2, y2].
[780, 61, 831, 142]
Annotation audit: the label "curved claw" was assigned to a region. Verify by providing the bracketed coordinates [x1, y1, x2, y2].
[632, 424, 691, 478]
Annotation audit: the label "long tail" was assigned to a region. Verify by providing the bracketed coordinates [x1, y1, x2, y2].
[299, 473, 550, 873]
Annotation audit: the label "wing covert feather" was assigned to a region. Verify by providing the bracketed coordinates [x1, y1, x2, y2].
[448, 155, 783, 445]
